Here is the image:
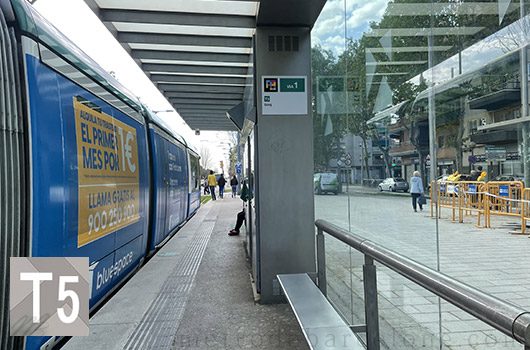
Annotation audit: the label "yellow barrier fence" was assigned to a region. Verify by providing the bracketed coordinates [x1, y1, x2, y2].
[522, 189, 530, 234]
[485, 181, 524, 231]
[457, 181, 487, 227]
[430, 181, 486, 227]
[431, 180, 529, 233]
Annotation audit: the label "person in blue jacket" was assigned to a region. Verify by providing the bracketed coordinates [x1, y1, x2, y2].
[410, 171, 424, 212]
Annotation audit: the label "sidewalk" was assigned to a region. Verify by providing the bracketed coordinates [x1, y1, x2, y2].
[63, 198, 308, 350]
[172, 198, 309, 350]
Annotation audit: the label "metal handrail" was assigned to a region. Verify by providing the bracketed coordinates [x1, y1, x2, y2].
[315, 219, 530, 347]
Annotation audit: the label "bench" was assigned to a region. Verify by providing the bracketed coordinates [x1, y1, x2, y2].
[277, 273, 365, 350]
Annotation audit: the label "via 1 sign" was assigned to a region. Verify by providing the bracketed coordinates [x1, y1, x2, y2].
[262, 76, 308, 115]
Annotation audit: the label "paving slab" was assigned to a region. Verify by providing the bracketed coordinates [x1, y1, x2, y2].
[316, 191, 530, 349]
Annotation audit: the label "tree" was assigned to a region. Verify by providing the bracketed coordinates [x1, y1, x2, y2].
[312, 45, 342, 172]
[199, 146, 214, 171]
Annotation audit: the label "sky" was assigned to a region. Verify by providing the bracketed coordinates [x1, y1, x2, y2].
[312, 0, 390, 58]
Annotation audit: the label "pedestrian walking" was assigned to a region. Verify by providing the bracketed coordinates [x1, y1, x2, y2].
[410, 171, 424, 212]
[207, 170, 217, 200]
[218, 174, 226, 199]
[203, 178, 210, 195]
[230, 175, 238, 198]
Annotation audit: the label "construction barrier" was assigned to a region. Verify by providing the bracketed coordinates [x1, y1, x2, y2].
[522, 189, 530, 234]
[431, 180, 528, 233]
[430, 181, 486, 227]
[458, 181, 487, 227]
[485, 181, 524, 231]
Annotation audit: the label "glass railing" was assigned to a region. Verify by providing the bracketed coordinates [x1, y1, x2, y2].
[315, 219, 530, 349]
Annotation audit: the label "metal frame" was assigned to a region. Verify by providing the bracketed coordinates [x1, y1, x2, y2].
[315, 219, 530, 349]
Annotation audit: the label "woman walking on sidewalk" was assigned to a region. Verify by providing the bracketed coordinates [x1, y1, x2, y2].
[410, 171, 424, 212]
[207, 170, 217, 200]
[218, 174, 226, 199]
[230, 175, 238, 197]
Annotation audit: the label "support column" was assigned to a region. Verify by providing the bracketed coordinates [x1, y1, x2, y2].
[253, 27, 315, 303]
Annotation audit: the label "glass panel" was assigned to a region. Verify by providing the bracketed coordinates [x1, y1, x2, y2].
[314, 0, 530, 348]
[377, 269, 440, 350]
[324, 235, 358, 325]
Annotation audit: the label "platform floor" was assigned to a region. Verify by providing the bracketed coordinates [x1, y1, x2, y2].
[63, 197, 308, 350]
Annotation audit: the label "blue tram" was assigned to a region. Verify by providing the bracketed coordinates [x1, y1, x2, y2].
[0, 1, 200, 349]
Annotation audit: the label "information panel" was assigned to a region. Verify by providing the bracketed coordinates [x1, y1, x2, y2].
[262, 76, 307, 115]
[74, 98, 140, 247]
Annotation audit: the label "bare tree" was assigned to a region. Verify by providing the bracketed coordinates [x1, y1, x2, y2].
[200, 146, 214, 170]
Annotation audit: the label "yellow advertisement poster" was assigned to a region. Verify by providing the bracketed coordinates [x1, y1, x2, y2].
[74, 98, 140, 247]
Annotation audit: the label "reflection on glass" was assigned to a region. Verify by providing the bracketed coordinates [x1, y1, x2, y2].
[313, 0, 530, 348]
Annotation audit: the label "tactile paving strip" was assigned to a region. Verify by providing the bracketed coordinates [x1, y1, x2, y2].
[123, 220, 215, 350]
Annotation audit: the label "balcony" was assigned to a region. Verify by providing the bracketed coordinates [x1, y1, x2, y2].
[469, 78, 521, 111]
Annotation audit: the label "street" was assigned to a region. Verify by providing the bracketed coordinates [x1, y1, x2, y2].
[315, 189, 530, 349]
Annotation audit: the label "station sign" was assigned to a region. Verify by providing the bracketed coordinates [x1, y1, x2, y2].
[262, 76, 307, 115]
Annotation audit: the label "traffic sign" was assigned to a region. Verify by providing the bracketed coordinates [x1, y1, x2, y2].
[485, 146, 506, 161]
[468, 155, 477, 164]
[337, 160, 344, 167]
[236, 166, 242, 174]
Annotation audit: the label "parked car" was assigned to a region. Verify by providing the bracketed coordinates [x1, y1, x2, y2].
[491, 174, 524, 182]
[378, 178, 409, 192]
[314, 173, 339, 195]
[491, 174, 525, 187]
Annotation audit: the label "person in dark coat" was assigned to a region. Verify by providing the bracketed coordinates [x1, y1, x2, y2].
[229, 181, 250, 236]
[230, 175, 238, 197]
[218, 174, 227, 199]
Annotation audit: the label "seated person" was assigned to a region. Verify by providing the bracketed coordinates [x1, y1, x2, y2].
[228, 180, 251, 236]
[229, 210, 245, 236]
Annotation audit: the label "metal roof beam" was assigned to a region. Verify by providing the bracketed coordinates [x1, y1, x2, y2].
[152, 74, 247, 85]
[177, 108, 230, 113]
[178, 112, 230, 117]
[186, 119, 233, 125]
[144, 63, 249, 75]
[170, 98, 240, 105]
[132, 50, 250, 63]
[119, 32, 252, 48]
[188, 126, 236, 131]
[184, 120, 230, 125]
[174, 104, 233, 110]
[100, 9, 256, 28]
[166, 92, 243, 99]
[183, 118, 230, 123]
[187, 123, 234, 128]
[160, 84, 244, 93]
[183, 119, 229, 123]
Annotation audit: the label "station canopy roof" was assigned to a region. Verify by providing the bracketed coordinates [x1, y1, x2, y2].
[84, 0, 325, 131]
